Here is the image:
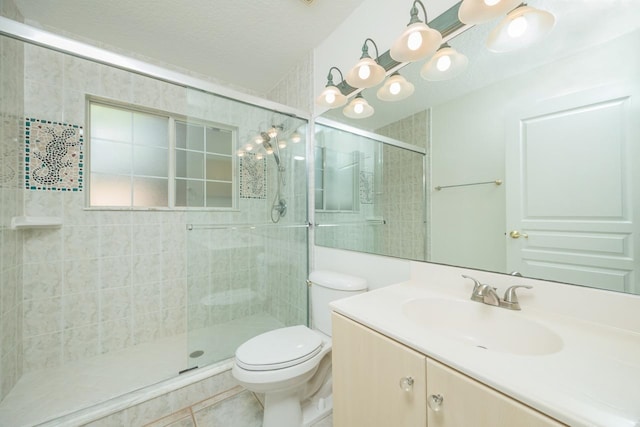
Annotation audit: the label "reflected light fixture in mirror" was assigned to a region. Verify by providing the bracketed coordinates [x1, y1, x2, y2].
[458, 0, 521, 24]
[346, 38, 386, 88]
[486, 4, 555, 52]
[377, 72, 415, 101]
[316, 66, 348, 108]
[420, 43, 469, 81]
[343, 94, 375, 119]
[390, 0, 443, 62]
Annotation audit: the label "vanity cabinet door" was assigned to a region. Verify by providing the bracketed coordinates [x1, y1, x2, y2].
[426, 358, 565, 427]
[332, 313, 427, 427]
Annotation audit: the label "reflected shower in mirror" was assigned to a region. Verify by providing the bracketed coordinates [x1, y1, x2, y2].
[317, 0, 640, 295]
[314, 121, 426, 261]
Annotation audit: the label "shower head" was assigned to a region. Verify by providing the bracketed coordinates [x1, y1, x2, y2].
[260, 132, 281, 166]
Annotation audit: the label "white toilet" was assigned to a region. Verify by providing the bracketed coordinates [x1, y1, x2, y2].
[232, 270, 367, 427]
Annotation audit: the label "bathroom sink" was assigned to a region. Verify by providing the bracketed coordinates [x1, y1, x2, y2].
[402, 297, 563, 356]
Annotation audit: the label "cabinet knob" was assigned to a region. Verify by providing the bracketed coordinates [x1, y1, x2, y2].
[428, 394, 444, 412]
[399, 376, 414, 392]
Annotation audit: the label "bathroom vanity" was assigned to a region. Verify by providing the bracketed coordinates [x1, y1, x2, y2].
[330, 270, 640, 427]
[332, 313, 563, 426]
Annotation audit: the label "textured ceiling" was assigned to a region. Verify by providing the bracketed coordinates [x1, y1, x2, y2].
[14, 0, 366, 94]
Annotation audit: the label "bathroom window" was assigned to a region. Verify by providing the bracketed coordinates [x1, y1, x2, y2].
[315, 146, 359, 212]
[88, 100, 236, 209]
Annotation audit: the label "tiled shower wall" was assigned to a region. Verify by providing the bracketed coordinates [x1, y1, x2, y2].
[377, 110, 430, 261]
[16, 41, 308, 375]
[0, 0, 25, 401]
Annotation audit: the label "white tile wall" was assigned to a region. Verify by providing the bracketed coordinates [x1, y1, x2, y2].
[0, 0, 24, 400]
[16, 37, 310, 376]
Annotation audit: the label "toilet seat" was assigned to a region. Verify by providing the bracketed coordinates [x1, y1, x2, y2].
[235, 325, 323, 371]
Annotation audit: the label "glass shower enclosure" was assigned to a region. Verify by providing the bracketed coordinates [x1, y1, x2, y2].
[0, 17, 309, 425]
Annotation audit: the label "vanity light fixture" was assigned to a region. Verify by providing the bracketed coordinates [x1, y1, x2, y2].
[316, 66, 348, 108]
[458, 0, 521, 25]
[290, 132, 302, 143]
[345, 38, 386, 88]
[390, 0, 442, 63]
[377, 72, 415, 101]
[343, 94, 375, 119]
[420, 43, 468, 81]
[486, 3, 555, 53]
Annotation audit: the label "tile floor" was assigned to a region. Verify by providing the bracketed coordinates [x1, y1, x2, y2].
[144, 385, 334, 427]
[0, 314, 283, 426]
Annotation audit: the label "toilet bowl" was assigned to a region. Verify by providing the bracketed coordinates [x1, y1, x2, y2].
[232, 270, 367, 427]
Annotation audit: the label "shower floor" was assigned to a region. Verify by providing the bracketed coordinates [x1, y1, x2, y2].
[0, 314, 284, 427]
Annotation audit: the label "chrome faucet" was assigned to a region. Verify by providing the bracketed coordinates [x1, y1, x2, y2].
[462, 275, 532, 310]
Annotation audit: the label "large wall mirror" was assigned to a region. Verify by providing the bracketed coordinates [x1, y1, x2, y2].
[316, 0, 640, 295]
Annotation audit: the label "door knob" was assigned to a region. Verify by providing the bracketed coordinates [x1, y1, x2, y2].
[509, 230, 528, 239]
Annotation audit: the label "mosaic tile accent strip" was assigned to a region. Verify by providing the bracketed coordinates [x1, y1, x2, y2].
[25, 118, 83, 191]
[239, 153, 266, 199]
[359, 171, 374, 204]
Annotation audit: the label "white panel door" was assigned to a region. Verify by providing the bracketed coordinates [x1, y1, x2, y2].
[506, 85, 639, 293]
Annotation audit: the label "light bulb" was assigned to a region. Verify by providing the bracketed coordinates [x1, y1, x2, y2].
[407, 31, 423, 51]
[354, 103, 364, 115]
[325, 91, 336, 104]
[236, 150, 245, 157]
[358, 64, 371, 80]
[268, 127, 278, 138]
[484, 0, 500, 5]
[508, 15, 528, 38]
[389, 82, 401, 95]
[436, 55, 452, 72]
[265, 146, 273, 155]
[291, 132, 302, 143]
[244, 144, 254, 151]
[254, 135, 264, 144]
[278, 140, 287, 149]
[255, 153, 264, 160]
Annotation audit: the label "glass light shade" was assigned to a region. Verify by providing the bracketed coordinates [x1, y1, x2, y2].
[420, 46, 469, 81]
[345, 57, 386, 88]
[377, 74, 415, 102]
[390, 22, 443, 63]
[315, 85, 347, 108]
[343, 95, 374, 119]
[486, 5, 555, 53]
[291, 132, 302, 143]
[458, 0, 521, 24]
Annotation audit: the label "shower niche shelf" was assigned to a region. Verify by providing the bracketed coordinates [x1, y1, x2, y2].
[10, 216, 63, 230]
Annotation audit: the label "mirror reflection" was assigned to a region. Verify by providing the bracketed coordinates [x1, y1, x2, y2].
[316, 0, 640, 295]
[314, 122, 426, 261]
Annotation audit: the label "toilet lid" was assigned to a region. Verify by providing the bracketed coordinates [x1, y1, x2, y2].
[235, 325, 323, 371]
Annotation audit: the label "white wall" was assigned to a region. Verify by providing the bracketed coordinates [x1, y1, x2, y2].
[430, 29, 640, 274]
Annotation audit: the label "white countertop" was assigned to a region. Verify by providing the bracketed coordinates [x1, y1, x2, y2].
[331, 280, 640, 427]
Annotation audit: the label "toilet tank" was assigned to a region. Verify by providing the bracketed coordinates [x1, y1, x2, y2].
[309, 270, 367, 336]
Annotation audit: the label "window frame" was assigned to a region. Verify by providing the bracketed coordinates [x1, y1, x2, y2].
[85, 96, 239, 211]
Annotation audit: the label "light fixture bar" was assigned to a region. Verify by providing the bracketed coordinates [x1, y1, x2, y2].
[334, 1, 466, 96]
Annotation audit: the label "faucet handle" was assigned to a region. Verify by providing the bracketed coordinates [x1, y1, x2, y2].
[501, 285, 533, 310]
[462, 275, 484, 302]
